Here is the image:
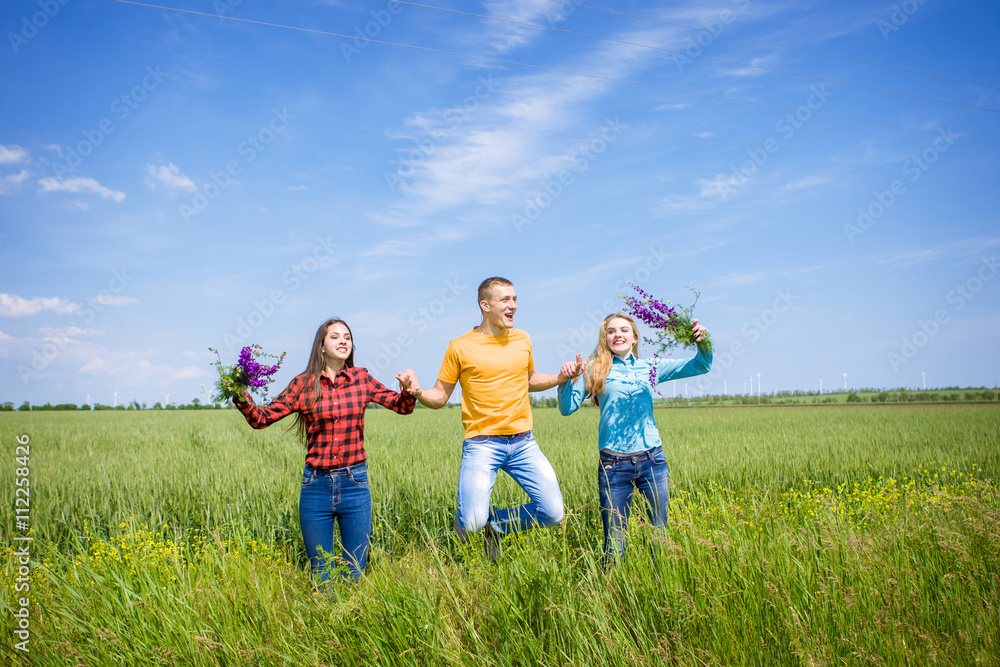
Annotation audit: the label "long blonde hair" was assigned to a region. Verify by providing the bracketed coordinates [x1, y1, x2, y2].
[585, 312, 640, 405]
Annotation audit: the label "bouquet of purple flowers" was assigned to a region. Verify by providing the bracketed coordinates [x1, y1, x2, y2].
[620, 283, 712, 388]
[208, 344, 286, 404]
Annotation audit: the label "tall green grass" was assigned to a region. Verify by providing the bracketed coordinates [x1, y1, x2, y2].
[2, 406, 998, 665]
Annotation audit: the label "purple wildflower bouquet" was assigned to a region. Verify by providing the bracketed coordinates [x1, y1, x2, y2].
[208, 344, 286, 404]
[620, 283, 712, 388]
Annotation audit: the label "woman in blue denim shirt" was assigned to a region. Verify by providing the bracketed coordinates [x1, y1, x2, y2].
[557, 312, 711, 569]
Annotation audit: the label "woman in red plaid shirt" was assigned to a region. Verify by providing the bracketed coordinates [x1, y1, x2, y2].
[234, 318, 416, 582]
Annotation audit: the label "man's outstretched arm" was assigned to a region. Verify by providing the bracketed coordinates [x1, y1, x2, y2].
[528, 369, 573, 392]
[408, 375, 456, 409]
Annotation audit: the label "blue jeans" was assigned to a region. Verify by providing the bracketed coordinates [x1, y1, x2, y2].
[598, 446, 669, 568]
[455, 431, 564, 538]
[299, 463, 371, 582]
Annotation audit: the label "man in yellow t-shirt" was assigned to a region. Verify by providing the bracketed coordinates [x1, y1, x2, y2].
[401, 277, 570, 559]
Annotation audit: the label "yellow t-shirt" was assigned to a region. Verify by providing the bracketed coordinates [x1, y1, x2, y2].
[437, 327, 534, 438]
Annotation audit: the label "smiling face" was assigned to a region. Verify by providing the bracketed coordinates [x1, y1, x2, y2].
[480, 284, 518, 332]
[605, 316, 637, 359]
[322, 321, 353, 365]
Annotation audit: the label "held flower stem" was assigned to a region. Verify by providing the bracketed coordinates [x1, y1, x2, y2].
[209, 344, 285, 404]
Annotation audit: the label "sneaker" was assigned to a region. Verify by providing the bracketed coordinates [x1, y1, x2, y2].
[483, 521, 502, 562]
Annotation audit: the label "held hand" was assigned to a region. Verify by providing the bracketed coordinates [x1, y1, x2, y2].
[691, 318, 707, 342]
[396, 369, 421, 396]
[558, 353, 585, 382]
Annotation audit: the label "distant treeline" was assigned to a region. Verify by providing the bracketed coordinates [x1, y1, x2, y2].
[2, 398, 230, 411]
[654, 387, 999, 408]
[3, 388, 997, 412]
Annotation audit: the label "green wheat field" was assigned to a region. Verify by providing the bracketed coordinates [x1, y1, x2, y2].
[2, 405, 998, 666]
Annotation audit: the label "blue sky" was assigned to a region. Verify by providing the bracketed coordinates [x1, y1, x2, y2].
[1, 0, 998, 407]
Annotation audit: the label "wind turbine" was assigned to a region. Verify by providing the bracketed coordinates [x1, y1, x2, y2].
[922, 371, 926, 390]
[843, 373, 847, 391]
[684, 382, 689, 398]
[113, 387, 118, 408]
[724, 380, 727, 396]
[165, 393, 171, 407]
[819, 379, 823, 394]
[756, 372, 761, 397]
[748, 376, 753, 396]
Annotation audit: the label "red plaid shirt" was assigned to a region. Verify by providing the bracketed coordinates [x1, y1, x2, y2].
[235, 367, 415, 469]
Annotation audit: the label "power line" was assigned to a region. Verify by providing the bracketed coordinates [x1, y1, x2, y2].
[543, 0, 1000, 92]
[393, 0, 1000, 114]
[108, 0, 1000, 146]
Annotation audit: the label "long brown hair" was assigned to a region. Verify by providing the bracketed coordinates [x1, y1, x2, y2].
[585, 312, 640, 405]
[291, 318, 355, 441]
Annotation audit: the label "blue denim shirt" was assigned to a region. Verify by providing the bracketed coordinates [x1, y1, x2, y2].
[557, 346, 712, 454]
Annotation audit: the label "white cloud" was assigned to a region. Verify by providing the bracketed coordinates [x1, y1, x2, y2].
[78, 357, 117, 376]
[711, 271, 770, 287]
[371, 19, 686, 227]
[783, 175, 833, 191]
[0, 169, 30, 195]
[146, 163, 196, 192]
[696, 173, 748, 200]
[38, 176, 126, 202]
[361, 225, 468, 258]
[42, 334, 81, 346]
[0, 145, 28, 164]
[38, 326, 104, 337]
[174, 366, 205, 379]
[0, 293, 78, 317]
[0, 330, 14, 341]
[474, 0, 575, 54]
[93, 294, 139, 307]
[78, 353, 208, 382]
[534, 255, 643, 297]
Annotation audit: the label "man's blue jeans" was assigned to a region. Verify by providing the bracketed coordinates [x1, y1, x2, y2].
[299, 463, 371, 582]
[455, 431, 564, 538]
[598, 446, 669, 568]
